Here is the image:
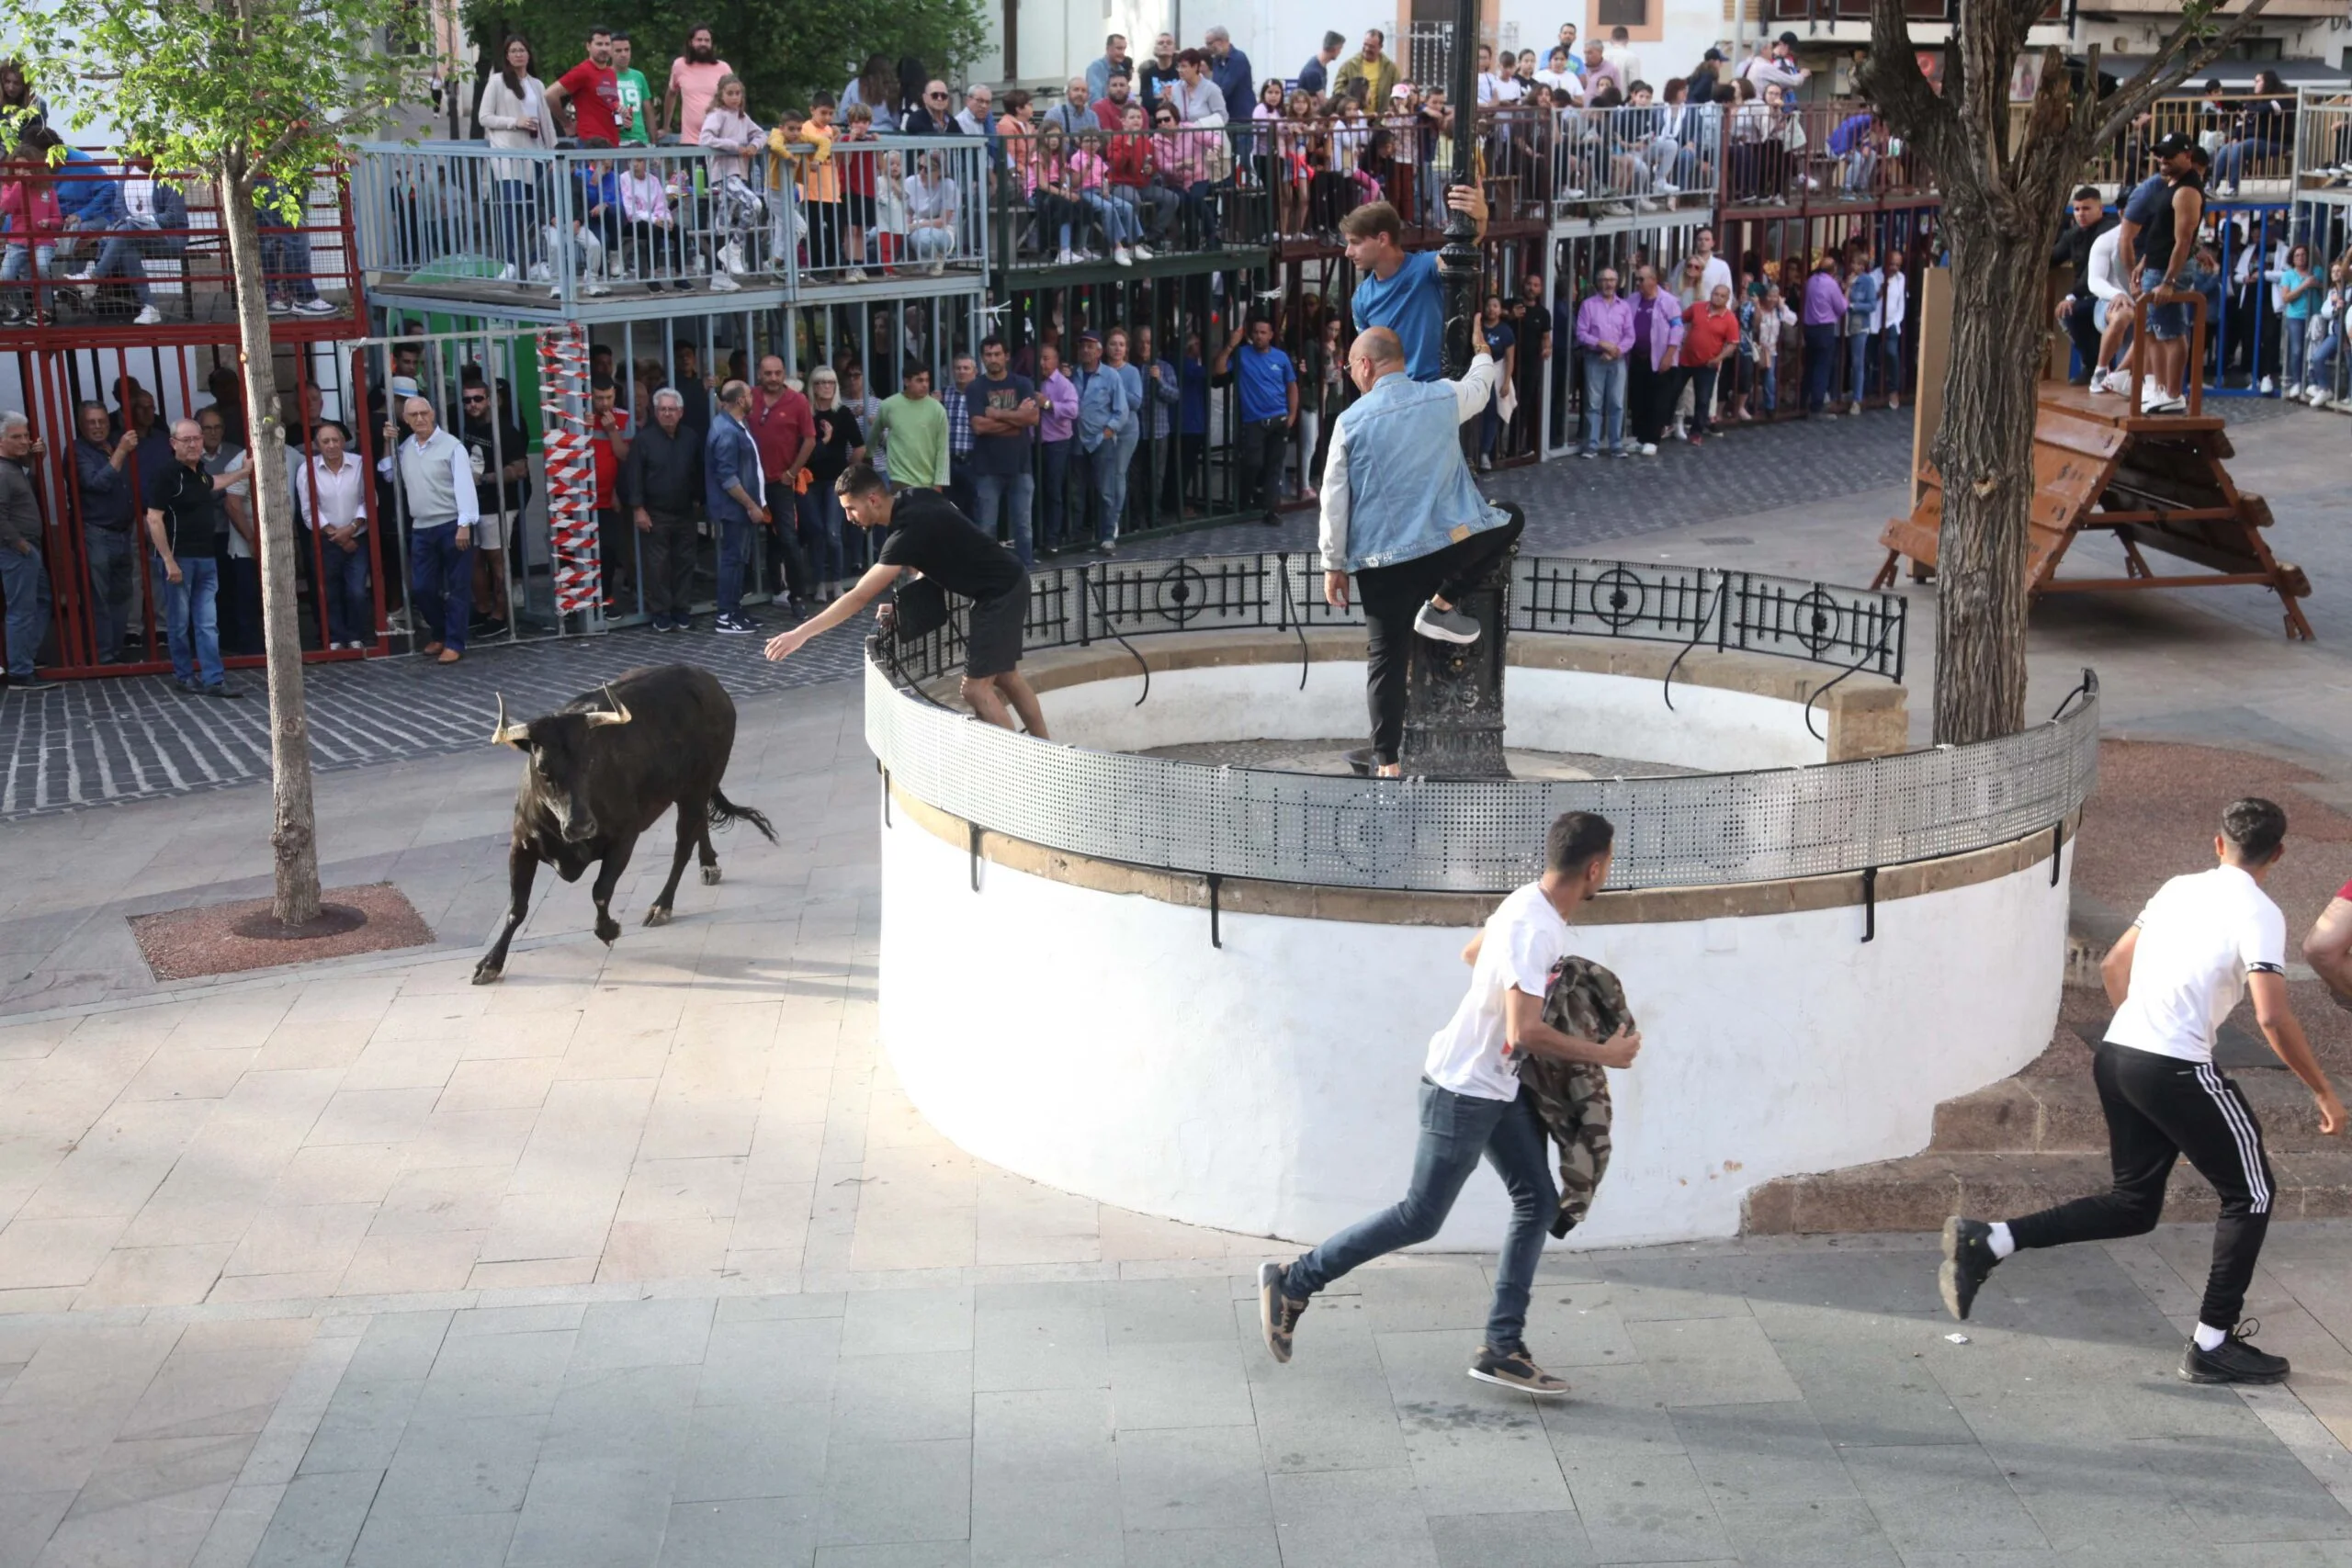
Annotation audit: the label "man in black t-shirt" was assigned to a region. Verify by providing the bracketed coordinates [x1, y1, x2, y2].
[142, 419, 244, 697]
[763, 462, 1046, 737]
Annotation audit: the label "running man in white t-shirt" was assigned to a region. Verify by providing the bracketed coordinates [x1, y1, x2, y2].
[1940, 798, 2345, 1385]
[1258, 812, 1641, 1395]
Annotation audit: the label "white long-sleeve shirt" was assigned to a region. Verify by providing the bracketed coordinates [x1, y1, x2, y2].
[2087, 226, 2131, 303]
[1317, 353, 1498, 572]
[1872, 268, 1907, 334]
[296, 452, 367, 534]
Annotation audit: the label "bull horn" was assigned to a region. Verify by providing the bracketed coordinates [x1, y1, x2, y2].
[491, 693, 531, 748]
[586, 684, 632, 728]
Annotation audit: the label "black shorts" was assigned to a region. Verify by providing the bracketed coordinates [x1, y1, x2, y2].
[843, 190, 876, 231]
[963, 576, 1028, 679]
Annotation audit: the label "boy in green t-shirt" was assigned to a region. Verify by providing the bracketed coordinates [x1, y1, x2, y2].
[868, 366, 951, 491]
[611, 32, 652, 144]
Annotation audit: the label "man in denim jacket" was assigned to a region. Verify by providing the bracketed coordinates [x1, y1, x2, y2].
[1317, 326, 1522, 776]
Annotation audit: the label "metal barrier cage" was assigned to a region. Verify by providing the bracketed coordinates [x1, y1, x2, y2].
[2297, 89, 2352, 191]
[1721, 100, 1932, 211]
[2064, 93, 2305, 197]
[347, 136, 991, 310]
[884, 549, 1905, 687]
[1486, 104, 1726, 225]
[0, 157, 355, 332]
[865, 653, 2092, 895]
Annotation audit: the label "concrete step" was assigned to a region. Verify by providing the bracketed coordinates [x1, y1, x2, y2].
[1743, 1148, 2352, 1235]
[1929, 1068, 2341, 1156]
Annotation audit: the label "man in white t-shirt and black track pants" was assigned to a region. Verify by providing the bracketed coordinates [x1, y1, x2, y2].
[1258, 812, 1641, 1395]
[1940, 798, 2346, 1385]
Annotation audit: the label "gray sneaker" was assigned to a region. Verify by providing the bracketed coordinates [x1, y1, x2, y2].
[1257, 1261, 1307, 1364]
[1414, 602, 1481, 645]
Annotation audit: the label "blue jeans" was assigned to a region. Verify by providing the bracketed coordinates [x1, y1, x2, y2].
[2283, 323, 2309, 386]
[1580, 354, 1626, 454]
[89, 231, 164, 303]
[1756, 360, 1778, 413]
[1846, 328, 1872, 403]
[84, 525, 135, 662]
[1038, 438, 1073, 553]
[716, 513, 753, 615]
[258, 184, 319, 302]
[969, 469, 1035, 568]
[1, 545, 51, 678]
[159, 554, 222, 688]
[1879, 329, 1903, 397]
[409, 521, 472, 650]
[1803, 323, 1838, 412]
[320, 536, 371, 645]
[796, 484, 846, 584]
[1094, 425, 1138, 545]
[1287, 1080, 1558, 1352]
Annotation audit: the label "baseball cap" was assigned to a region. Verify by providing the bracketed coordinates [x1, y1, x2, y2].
[1777, 30, 1800, 46]
[1391, 82, 1411, 97]
[1703, 47, 1726, 62]
[2151, 130, 2196, 159]
[1078, 330, 1102, 344]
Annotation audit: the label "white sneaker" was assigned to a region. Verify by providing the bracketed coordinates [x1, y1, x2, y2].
[133, 304, 162, 324]
[1655, 181, 1679, 197]
[718, 243, 748, 274]
[526, 261, 552, 283]
[497, 263, 519, 282]
[66, 266, 96, 283]
[2260, 375, 2276, 395]
[2310, 387, 2331, 407]
[1130, 243, 1153, 260]
[1114, 246, 1133, 266]
[2139, 379, 2165, 408]
[844, 266, 868, 283]
[709, 271, 741, 293]
[928, 261, 945, 276]
[2147, 392, 2187, 414]
[1055, 246, 1077, 265]
[1637, 441, 1657, 456]
[1849, 400, 1862, 416]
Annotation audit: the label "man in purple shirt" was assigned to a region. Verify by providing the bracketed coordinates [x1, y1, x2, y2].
[1575, 268, 1636, 457]
[1801, 255, 1849, 416]
[1035, 342, 1081, 554]
[1625, 265, 1682, 456]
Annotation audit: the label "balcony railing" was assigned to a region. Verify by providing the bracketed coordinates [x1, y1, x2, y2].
[991, 123, 1273, 267]
[2054, 93, 2302, 194]
[0, 158, 355, 333]
[347, 135, 990, 310]
[1766, 0, 2055, 21]
[1721, 101, 1930, 209]
[2295, 87, 2352, 192]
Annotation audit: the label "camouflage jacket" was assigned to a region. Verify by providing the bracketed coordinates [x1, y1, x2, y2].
[1514, 954, 1626, 1238]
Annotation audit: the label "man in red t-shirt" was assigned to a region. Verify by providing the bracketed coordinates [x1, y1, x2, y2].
[587, 376, 634, 607]
[545, 27, 624, 148]
[747, 355, 818, 607]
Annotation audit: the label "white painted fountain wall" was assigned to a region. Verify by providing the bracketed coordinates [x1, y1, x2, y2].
[879, 812, 2069, 1248]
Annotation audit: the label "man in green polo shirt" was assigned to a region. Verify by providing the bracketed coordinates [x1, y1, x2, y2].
[869, 366, 951, 491]
[612, 32, 652, 144]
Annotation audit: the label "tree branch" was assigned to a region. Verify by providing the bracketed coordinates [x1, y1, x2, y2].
[1858, 0, 1968, 193]
[2091, 0, 2277, 148]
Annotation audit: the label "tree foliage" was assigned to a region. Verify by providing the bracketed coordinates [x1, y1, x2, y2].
[461, 0, 989, 120]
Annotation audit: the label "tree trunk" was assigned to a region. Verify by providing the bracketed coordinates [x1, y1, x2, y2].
[1924, 200, 2054, 747]
[218, 173, 325, 927]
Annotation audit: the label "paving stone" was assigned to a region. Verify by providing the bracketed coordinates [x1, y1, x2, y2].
[248, 1468, 383, 1568]
[830, 1351, 974, 1445]
[345, 1507, 517, 1568]
[409, 1328, 575, 1424]
[673, 1399, 829, 1503]
[1558, 1454, 1732, 1564]
[1621, 1315, 1804, 1408]
[1265, 1465, 1440, 1568]
[296, 1379, 424, 1476]
[1425, 1508, 1598, 1567]
[372, 1412, 544, 1515]
[697, 1316, 843, 1408]
[658, 1496, 820, 1567]
[1115, 1426, 1273, 1534]
[972, 1280, 1108, 1393]
[818, 1438, 970, 1548]
[1122, 1526, 1284, 1567]
[506, 1453, 681, 1567]
[1110, 1339, 1255, 1432]
[1838, 1442, 2050, 1555]
[1709, 1494, 1902, 1568]
[1669, 1401, 1860, 1504]
[570, 1297, 717, 1372]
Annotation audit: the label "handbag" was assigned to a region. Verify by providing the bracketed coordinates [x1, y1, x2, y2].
[892, 574, 951, 644]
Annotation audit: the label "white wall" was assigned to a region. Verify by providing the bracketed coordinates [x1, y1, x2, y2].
[1041, 660, 1831, 772]
[881, 809, 2069, 1247]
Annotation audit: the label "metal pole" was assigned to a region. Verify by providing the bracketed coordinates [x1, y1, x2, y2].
[1439, 0, 1482, 382]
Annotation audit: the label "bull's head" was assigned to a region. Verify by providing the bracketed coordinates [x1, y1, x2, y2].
[492, 686, 633, 842]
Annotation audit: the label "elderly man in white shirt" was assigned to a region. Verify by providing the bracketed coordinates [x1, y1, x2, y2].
[299, 420, 372, 649]
[377, 393, 479, 661]
[1871, 250, 1908, 409]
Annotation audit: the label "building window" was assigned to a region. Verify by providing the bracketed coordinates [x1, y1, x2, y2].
[1597, 0, 1647, 22]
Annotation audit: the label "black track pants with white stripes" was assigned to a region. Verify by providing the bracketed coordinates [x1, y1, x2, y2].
[2007, 1041, 2275, 1330]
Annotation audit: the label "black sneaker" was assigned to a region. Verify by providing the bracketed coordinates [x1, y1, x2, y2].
[1257, 1261, 1307, 1364]
[6, 676, 60, 693]
[713, 614, 757, 635]
[1939, 1215, 1998, 1321]
[2180, 1322, 2290, 1385]
[1468, 1345, 1568, 1396]
[201, 683, 245, 699]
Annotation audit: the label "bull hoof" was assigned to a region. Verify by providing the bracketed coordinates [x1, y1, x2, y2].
[700, 864, 722, 886]
[644, 905, 672, 927]
[594, 918, 621, 945]
[471, 964, 503, 986]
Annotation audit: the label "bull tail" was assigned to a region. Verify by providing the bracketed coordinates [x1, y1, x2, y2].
[707, 786, 778, 844]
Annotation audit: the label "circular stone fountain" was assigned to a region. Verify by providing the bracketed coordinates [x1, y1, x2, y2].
[867, 552, 2098, 1247]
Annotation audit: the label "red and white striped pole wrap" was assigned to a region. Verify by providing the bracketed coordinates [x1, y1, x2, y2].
[538, 325, 600, 614]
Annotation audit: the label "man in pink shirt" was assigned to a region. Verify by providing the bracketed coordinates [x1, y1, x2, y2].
[1034, 342, 1081, 552]
[661, 24, 733, 143]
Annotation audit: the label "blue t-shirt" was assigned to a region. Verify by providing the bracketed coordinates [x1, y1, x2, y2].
[1354, 250, 1445, 381]
[1180, 357, 1209, 435]
[2121, 175, 2168, 266]
[1481, 321, 1514, 362]
[2282, 267, 2314, 321]
[963, 373, 1036, 478]
[1235, 344, 1297, 423]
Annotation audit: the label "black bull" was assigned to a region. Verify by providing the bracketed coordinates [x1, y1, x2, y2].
[473, 664, 776, 984]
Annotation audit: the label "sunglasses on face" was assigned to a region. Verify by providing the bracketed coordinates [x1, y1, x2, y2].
[463, 394, 489, 404]
[927, 91, 947, 99]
